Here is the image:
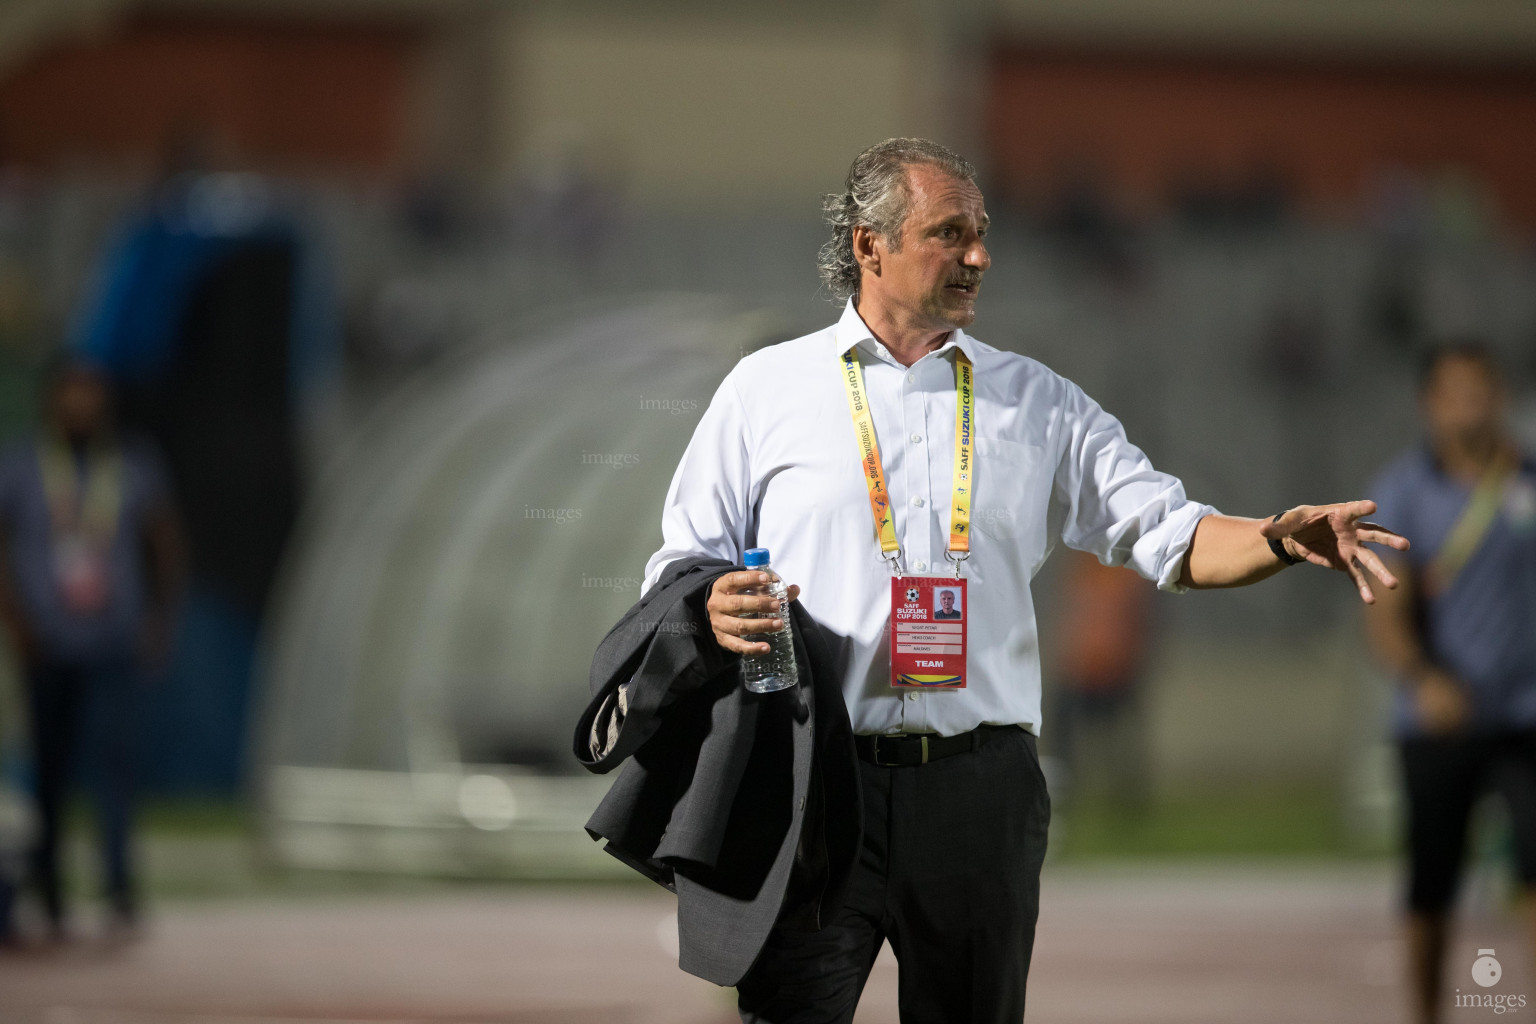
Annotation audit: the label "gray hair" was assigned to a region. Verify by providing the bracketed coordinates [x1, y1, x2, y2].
[817, 138, 978, 302]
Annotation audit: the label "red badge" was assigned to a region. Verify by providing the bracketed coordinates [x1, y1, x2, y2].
[889, 576, 966, 688]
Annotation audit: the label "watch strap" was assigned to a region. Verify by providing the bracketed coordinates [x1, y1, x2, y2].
[1268, 512, 1304, 566]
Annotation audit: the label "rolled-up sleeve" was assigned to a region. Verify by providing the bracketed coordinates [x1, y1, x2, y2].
[1052, 381, 1216, 593]
[642, 372, 754, 594]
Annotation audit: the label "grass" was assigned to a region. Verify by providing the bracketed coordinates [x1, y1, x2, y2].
[1048, 784, 1393, 861]
[31, 788, 1396, 911]
[55, 797, 654, 905]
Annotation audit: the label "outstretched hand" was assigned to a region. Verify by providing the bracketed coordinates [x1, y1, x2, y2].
[1259, 500, 1410, 604]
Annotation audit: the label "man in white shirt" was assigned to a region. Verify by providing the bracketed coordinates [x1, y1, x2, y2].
[644, 138, 1406, 1023]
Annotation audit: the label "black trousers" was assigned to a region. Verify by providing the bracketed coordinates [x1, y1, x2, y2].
[27, 661, 141, 925]
[1400, 730, 1536, 913]
[738, 727, 1051, 1024]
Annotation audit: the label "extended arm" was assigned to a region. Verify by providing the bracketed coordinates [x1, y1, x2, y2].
[1178, 501, 1408, 603]
[1175, 515, 1289, 589]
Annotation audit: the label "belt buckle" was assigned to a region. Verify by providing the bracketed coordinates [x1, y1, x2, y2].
[874, 734, 928, 766]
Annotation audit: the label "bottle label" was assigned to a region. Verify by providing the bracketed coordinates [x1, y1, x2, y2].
[889, 576, 967, 688]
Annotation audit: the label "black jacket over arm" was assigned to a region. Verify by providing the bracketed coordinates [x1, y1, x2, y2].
[573, 555, 860, 987]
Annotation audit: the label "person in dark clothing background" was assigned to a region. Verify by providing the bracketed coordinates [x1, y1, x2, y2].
[0, 359, 185, 938]
[68, 124, 334, 791]
[1365, 343, 1536, 1024]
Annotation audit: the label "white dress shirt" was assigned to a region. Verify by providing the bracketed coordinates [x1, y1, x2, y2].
[643, 300, 1216, 737]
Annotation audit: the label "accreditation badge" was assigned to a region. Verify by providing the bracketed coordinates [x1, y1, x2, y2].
[53, 532, 110, 614]
[890, 576, 967, 688]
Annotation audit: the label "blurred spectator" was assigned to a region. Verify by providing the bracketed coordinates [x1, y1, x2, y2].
[511, 133, 621, 269]
[68, 125, 335, 791]
[1043, 160, 1142, 290]
[0, 359, 185, 938]
[1364, 342, 1536, 1024]
[1364, 166, 1427, 352]
[0, 773, 26, 945]
[72, 124, 329, 608]
[1169, 161, 1293, 233]
[1045, 549, 1153, 814]
[398, 171, 478, 251]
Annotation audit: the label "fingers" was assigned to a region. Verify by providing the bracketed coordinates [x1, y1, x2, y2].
[713, 611, 786, 637]
[713, 629, 772, 656]
[710, 572, 801, 609]
[1353, 546, 1401, 591]
[1344, 556, 1376, 604]
[712, 594, 783, 620]
[1355, 524, 1411, 551]
[1340, 499, 1377, 521]
[710, 577, 782, 618]
[712, 570, 773, 596]
[1260, 500, 1383, 537]
[712, 610, 783, 654]
[709, 570, 798, 655]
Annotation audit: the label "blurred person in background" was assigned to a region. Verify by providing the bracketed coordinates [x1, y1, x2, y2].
[1364, 342, 1536, 1024]
[0, 359, 184, 939]
[0, 661, 28, 945]
[1045, 549, 1153, 815]
[67, 122, 334, 792]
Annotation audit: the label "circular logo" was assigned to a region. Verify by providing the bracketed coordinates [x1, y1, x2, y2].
[905, 587, 920, 602]
[1473, 949, 1502, 988]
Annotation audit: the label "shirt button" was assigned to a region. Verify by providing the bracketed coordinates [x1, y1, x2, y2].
[907, 692, 920, 701]
[914, 560, 927, 571]
[910, 433, 923, 443]
[907, 373, 916, 383]
[911, 496, 924, 508]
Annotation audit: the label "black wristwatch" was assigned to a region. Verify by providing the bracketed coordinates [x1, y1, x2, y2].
[1268, 512, 1304, 566]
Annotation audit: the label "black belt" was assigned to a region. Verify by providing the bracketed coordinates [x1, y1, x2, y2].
[854, 725, 1011, 766]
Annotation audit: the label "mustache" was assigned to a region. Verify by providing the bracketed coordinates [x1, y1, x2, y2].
[947, 273, 983, 287]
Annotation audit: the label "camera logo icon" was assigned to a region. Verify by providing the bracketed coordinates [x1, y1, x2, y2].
[1472, 949, 1502, 988]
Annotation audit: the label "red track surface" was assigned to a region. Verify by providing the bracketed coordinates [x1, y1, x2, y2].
[0, 864, 1528, 1023]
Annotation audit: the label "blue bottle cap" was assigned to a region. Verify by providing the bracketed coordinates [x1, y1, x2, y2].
[743, 547, 770, 567]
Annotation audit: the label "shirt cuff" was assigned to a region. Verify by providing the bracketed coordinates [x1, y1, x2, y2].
[1148, 502, 1220, 594]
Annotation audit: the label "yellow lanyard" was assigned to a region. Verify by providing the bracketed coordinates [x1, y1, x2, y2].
[37, 437, 123, 543]
[839, 343, 973, 574]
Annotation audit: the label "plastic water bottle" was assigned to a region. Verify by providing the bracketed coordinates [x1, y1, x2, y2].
[739, 547, 798, 693]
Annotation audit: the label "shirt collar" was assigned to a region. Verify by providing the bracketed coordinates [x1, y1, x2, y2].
[833, 297, 977, 368]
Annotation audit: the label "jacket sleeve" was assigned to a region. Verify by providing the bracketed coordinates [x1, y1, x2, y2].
[574, 557, 737, 773]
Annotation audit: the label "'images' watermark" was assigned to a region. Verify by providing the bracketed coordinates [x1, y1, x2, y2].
[1455, 949, 1527, 1014]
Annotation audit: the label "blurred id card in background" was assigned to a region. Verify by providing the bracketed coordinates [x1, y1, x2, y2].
[890, 576, 967, 688]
